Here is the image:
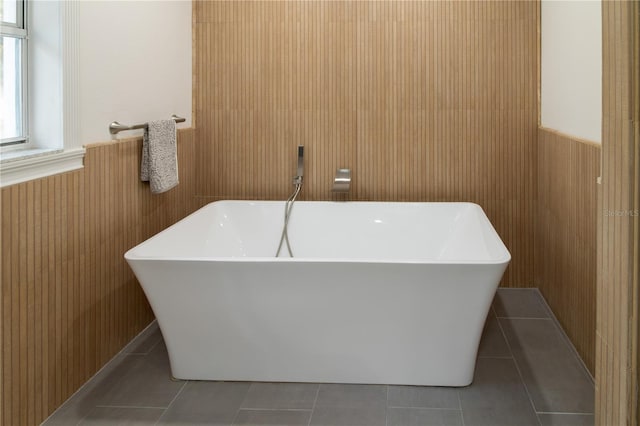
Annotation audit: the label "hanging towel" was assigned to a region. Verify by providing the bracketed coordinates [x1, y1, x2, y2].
[141, 119, 179, 194]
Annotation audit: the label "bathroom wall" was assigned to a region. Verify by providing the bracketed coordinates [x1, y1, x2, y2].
[536, 128, 600, 374]
[0, 2, 195, 425]
[193, 0, 539, 286]
[78, 1, 192, 144]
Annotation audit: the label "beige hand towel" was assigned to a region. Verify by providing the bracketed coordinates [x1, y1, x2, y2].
[141, 119, 178, 194]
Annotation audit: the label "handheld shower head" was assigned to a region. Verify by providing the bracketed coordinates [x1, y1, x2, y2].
[297, 145, 304, 177]
[294, 145, 304, 185]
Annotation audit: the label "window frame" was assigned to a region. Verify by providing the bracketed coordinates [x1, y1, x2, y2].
[0, 1, 85, 188]
[1, 0, 29, 148]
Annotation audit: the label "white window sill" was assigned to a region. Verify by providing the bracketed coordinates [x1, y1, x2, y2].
[0, 147, 85, 187]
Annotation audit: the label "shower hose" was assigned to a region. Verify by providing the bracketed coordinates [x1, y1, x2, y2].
[275, 182, 302, 257]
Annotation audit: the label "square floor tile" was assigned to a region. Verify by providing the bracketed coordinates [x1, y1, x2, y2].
[125, 322, 163, 355]
[159, 381, 250, 425]
[41, 402, 91, 426]
[477, 314, 512, 358]
[100, 344, 185, 408]
[462, 406, 540, 426]
[241, 382, 318, 409]
[315, 384, 387, 408]
[459, 358, 531, 409]
[78, 407, 164, 425]
[538, 413, 594, 426]
[43, 354, 143, 425]
[387, 385, 459, 409]
[500, 318, 594, 413]
[309, 405, 386, 426]
[233, 409, 311, 425]
[494, 289, 550, 318]
[459, 358, 538, 426]
[387, 407, 463, 426]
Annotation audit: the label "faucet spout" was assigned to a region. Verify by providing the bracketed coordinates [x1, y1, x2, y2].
[332, 168, 351, 192]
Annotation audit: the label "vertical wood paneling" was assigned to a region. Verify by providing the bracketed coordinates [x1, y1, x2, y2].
[536, 127, 600, 375]
[195, 1, 358, 203]
[194, 0, 539, 287]
[1, 187, 10, 426]
[597, 1, 640, 425]
[0, 128, 197, 426]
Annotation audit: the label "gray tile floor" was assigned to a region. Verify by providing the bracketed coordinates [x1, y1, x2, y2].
[43, 289, 594, 426]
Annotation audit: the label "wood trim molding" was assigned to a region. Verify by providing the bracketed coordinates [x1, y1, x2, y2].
[538, 126, 602, 149]
[61, 1, 80, 151]
[596, 1, 640, 424]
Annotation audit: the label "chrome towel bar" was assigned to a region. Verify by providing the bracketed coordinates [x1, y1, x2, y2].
[109, 114, 185, 135]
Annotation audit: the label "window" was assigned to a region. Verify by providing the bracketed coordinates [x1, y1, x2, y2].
[1, 0, 28, 147]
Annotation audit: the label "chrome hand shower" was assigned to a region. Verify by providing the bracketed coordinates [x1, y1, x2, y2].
[276, 145, 304, 257]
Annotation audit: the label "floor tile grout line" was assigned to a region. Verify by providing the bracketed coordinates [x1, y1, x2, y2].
[479, 305, 514, 361]
[232, 383, 254, 426]
[307, 383, 321, 426]
[533, 288, 595, 384]
[464, 304, 500, 426]
[496, 316, 543, 426]
[496, 316, 551, 320]
[386, 406, 463, 411]
[477, 355, 513, 359]
[127, 340, 163, 356]
[145, 336, 164, 355]
[95, 405, 169, 410]
[240, 408, 313, 412]
[238, 382, 255, 411]
[497, 288, 542, 291]
[385, 385, 389, 426]
[494, 288, 551, 320]
[125, 334, 162, 355]
[153, 379, 188, 426]
[122, 320, 159, 353]
[456, 385, 466, 426]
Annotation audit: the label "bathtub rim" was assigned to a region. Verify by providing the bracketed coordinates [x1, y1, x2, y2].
[124, 200, 512, 265]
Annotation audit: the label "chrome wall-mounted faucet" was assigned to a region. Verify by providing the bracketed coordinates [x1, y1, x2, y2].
[332, 168, 351, 192]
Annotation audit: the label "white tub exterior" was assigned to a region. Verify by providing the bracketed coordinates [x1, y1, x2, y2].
[125, 201, 510, 386]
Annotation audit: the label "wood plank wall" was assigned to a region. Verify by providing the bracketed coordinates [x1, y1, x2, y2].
[597, 1, 640, 425]
[536, 127, 600, 375]
[0, 129, 197, 426]
[193, 0, 539, 287]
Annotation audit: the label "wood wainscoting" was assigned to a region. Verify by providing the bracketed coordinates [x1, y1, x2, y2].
[0, 129, 197, 426]
[536, 127, 600, 375]
[193, 0, 539, 287]
[597, 1, 640, 424]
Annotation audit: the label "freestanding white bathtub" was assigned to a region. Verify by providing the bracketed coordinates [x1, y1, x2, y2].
[125, 201, 510, 386]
